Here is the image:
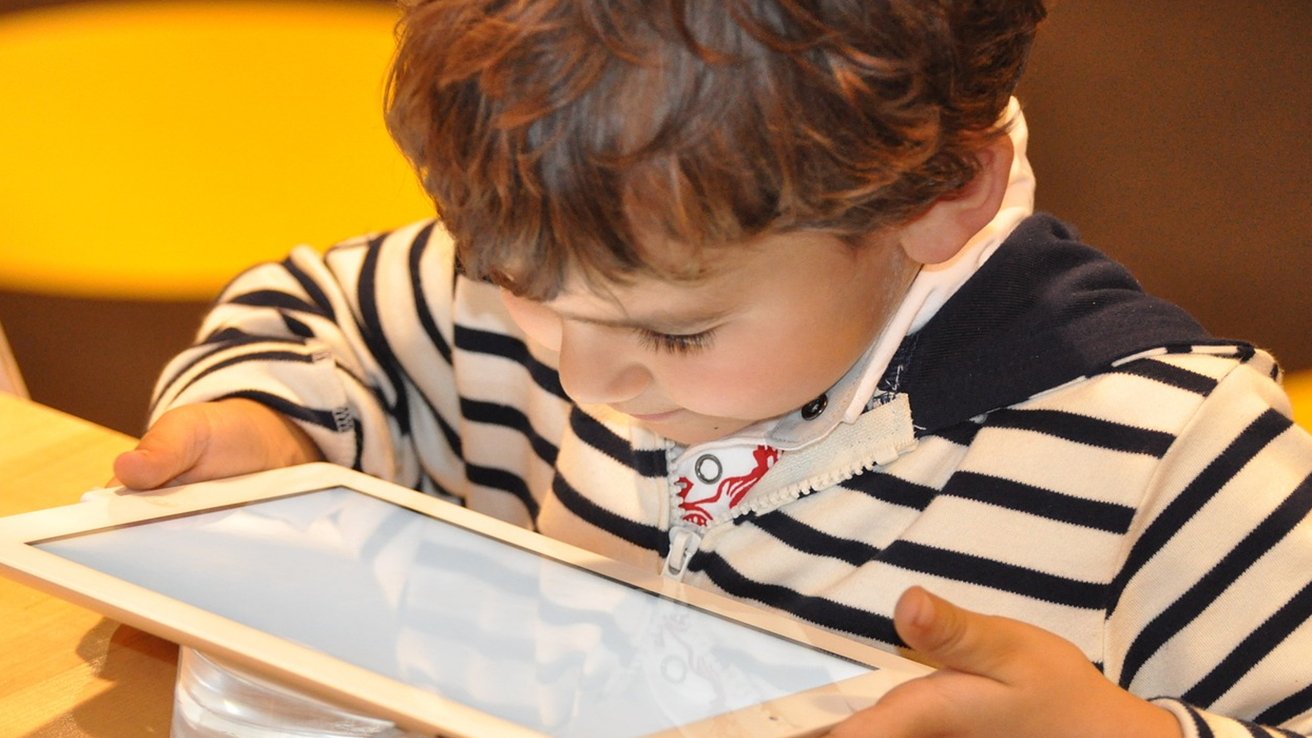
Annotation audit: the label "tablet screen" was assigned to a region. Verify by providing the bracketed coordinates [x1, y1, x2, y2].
[35, 486, 870, 737]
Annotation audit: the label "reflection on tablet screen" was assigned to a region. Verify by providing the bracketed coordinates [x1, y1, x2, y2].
[37, 487, 869, 737]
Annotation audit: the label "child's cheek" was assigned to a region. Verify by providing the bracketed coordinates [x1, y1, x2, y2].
[668, 352, 810, 421]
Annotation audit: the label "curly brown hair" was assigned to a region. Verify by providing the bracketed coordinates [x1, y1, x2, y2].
[385, 0, 1046, 299]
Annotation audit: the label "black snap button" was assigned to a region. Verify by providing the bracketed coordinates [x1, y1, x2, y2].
[801, 394, 828, 421]
[694, 454, 723, 484]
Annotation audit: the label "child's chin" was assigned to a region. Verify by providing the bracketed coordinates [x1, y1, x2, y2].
[640, 415, 752, 447]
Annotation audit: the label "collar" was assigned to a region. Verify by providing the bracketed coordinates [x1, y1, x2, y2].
[893, 213, 1234, 435]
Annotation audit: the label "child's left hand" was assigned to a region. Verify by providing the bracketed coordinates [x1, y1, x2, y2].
[826, 587, 1183, 738]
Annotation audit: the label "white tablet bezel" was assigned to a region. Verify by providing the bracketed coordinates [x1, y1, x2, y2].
[0, 462, 930, 737]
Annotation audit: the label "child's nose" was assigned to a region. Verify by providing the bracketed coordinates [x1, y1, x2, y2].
[556, 323, 649, 406]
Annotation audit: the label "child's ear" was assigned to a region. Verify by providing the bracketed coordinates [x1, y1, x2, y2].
[898, 133, 1015, 265]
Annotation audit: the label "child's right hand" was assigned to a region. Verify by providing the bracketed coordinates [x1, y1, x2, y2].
[825, 587, 1183, 738]
[110, 398, 325, 490]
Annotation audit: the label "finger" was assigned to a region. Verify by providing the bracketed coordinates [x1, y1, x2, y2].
[111, 408, 211, 490]
[826, 670, 982, 738]
[829, 590, 1023, 738]
[893, 586, 1029, 680]
[112, 447, 180, 490]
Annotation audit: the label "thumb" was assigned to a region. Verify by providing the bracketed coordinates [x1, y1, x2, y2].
[112, 407, 211, 490]
[893, 586, 1021, 678]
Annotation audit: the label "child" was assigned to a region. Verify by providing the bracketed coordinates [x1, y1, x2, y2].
[114, 1, 1312, 736]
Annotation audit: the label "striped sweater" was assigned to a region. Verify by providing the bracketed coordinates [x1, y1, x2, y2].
[153, 214, 1312, 736]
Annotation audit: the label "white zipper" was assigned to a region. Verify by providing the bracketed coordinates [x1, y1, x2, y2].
[662, 525, 703, 582]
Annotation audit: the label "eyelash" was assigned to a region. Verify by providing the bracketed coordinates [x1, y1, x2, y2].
[635, 328, 717, 355]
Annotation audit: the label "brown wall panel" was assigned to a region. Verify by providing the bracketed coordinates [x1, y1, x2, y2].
[1018, 1, 1311, 370]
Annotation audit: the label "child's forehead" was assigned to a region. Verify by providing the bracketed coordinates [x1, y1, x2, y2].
[549, 228, 873, 310]
[559, 227, 781, 294]
[546, 278, 736, 332]
[551, 243, 739, 314]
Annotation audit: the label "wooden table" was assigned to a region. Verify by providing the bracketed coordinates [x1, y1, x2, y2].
[0, 393, 177, 737]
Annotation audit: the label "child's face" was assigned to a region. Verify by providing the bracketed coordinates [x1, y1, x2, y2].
[500, 229, 920, 446]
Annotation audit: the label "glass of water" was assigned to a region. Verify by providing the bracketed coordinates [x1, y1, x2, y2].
[171, 647, 421, 737]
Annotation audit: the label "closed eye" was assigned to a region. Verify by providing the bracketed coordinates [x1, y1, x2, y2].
[635, 328, 717, 355]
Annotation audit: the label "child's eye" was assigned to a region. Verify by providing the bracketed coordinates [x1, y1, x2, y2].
[635, 328, 717, 355]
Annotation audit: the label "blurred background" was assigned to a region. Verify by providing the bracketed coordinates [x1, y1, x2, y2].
[1, 0, 1309, 436]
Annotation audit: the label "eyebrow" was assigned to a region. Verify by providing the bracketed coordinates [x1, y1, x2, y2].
[551, 306, 729, 334]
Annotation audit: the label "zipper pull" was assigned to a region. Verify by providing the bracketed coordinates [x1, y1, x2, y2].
[663, 526, 703, 582]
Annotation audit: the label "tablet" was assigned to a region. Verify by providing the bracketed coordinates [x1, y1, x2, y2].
[0, 462, 929, 737]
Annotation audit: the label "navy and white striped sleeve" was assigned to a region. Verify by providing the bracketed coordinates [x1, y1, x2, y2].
[1105, 354, 1312, 736]
[149, 220, 462, 491]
